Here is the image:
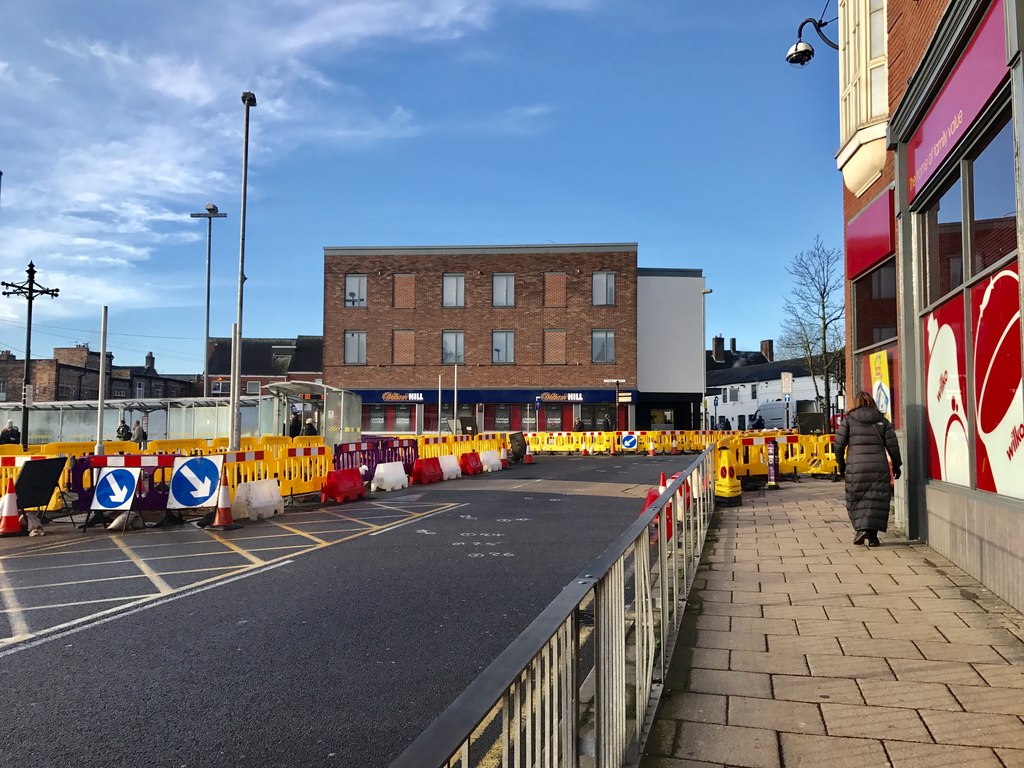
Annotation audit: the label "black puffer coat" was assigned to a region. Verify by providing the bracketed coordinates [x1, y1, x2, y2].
[834, 406, 901, 532]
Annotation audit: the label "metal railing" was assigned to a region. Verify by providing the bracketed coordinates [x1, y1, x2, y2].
[391, 446, 716, 768]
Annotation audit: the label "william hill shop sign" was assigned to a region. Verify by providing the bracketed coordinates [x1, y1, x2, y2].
[357, 389, 627, 404]
[382, 392, 424, 402]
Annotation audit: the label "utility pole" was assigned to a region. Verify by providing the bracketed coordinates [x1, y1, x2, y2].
[2, 262, 60, 449]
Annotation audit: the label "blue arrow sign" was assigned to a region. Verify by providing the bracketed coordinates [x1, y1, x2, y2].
[92, 468, 140, 511]
[621, 434, 638, 451]
[713, 397, 719, 407]
[169, 456, 223, 509]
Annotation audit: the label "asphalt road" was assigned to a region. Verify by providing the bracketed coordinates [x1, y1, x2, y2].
[0, 454, 693, 768]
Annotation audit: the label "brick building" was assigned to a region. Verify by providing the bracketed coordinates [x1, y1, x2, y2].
[830, 0, 1024, 609]
[206, 335, 323, 397]
[322, 244, 706, 433]
[0, 346, 194, 403]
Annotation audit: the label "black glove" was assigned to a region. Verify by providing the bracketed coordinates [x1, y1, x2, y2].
[893, 466, 902, 480]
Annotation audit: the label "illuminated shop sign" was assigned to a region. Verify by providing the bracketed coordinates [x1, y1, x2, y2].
[382, 392, 424, 401]
[539, 392, 584, 402]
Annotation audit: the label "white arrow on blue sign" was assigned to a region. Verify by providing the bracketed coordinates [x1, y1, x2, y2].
[92, 467, 141, 512]
[621, 434, 638, 451]
[168, 455, 224, 509]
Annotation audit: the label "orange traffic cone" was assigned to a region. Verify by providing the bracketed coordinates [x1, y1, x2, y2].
[524, 443, 534, 465]
[580, 439, 589, 457]
[609, 434, 617, 456]
[209, 473, 241, 531]
[500, 447, 509, 469]
[0, 479, 26, 537]
[648, 438, 657, 457]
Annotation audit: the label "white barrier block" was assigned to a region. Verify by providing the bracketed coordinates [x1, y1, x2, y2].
[438, 454, 462, 480]
[371, 461, 409, 492]
[479, 450, 503, 473]
[234, 479, 284, 521]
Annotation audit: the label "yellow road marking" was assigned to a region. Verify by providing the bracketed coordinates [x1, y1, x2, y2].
[321, 510, 382, 529]
[203, 531, 265, 565]
[1, 594, 152, 614]
[0, 560, 30, 641]
[268, 522, 329, 544]
[111, 538, 173, 595]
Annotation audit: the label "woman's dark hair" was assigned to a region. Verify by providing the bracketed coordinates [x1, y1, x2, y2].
[851, 391, 878, 411]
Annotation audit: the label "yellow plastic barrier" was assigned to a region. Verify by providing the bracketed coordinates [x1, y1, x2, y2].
[806, 435, 838, 476]
[221, 449, 278, 496]
[209, 436, 261, 453]
[293, 435, 325, 449]
[713, 440, 742, 505]
[0, 445, 26, 457]
[259, 435, 294, 459]
[278, 445, 333, 497]
[147, 439, 209, 456]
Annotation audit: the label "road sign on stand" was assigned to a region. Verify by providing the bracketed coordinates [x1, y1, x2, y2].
[621, 434, 638, 451]
[92, 467, 140, 512]
[168, 455, 224, 509]
[781, 372, 793, 395]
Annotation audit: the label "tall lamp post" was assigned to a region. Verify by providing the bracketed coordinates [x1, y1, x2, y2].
[190, 203, 226, 398]
[603, 378, 626, 431]
[2, 262, 59, 450]
[701, 288, 713, 429]
[229, 90, 257, 451]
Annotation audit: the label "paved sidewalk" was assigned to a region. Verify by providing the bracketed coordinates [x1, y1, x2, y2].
[641, 479, 1024, 768]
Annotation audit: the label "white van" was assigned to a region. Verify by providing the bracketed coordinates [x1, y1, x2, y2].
[752, 400, 815, 430]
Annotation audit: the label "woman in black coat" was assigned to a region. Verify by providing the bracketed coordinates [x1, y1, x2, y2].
[834, 391, 902, 546]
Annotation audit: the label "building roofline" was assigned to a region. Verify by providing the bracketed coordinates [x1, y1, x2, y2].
[323, 243, 639, 257]
[637, 268, 703, 277]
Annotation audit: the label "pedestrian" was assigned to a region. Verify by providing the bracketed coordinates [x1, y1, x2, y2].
[601, 415, 611, 432]
[834, 390, 902, 547]
[0, 419, 21, 445]
[131, 420, 146, 448]
[116, 419, 131, 441]
[301, 418, 318, 436]
[750, 414, 765, 430]
[288, 413, 302, 438]
[572, 418, 584, 432]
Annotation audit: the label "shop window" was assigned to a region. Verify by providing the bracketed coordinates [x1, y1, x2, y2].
[970, 119, 1017, 276]
[492, 331, 515, 364]
[854, 258, 898, 348]
[443, 274, 464, 307]
[924, 176, 964, 305]
[592, 272, 615, 306]
[393, 274, 415, 309]
[493, 274, 515, 307]
[856, 344, 900, 428]
[442, 331, 464, 364]
[839, 0, 888, 143]
[393, 330, 415, 365]
[592, 330, 615, 363]
[970, 264, 1024, 498]
[345, 274, 367, 307]
[344, 331, 367, 365]
[545, 272, 566, 307]
[544, 329, 566, 364]
[922, 295, 968, 485]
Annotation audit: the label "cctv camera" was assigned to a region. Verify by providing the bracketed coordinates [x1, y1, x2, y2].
[786, 40, 815, 67]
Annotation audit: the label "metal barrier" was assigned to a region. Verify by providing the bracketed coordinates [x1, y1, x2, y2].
[390, 447, 716, 768]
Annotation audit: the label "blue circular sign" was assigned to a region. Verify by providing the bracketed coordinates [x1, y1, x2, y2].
[95, 468, 137, 509]
[621, 434, 638, 450]
[171, 457, 221, 508]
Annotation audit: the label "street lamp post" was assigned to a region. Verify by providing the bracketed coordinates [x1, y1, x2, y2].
[2, 262, 59, 450]
[229, 91, 257, 451]
[603, 378, 626, 431]
[702, 288, 713, 429]
[190, 203, 226, 398]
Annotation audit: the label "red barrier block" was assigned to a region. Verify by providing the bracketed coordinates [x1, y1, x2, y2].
[459, 452, 484, 476]
[321, 468, 366, 504]
[411, 457, 444, 485]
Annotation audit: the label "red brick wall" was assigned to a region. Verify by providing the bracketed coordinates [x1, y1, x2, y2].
[323, 248, 638, 391]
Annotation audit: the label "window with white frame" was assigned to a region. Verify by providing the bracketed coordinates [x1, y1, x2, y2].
[246, 381, 260, 395]
[839, 0, 887, 143]
[345, 331, 367, 364]
[0, 380, 6, 401]
[345, 274, 367, 307]
[135, 381, 145, 398]
[493, 274, 515, 307]
[212, 380, 230, 395]
[593, 272, 615, 306]
[592, 330, 615, 363]
[492, 331, 514, 363]
[443, 274, 465, 307]
[442, 331, 464, 364]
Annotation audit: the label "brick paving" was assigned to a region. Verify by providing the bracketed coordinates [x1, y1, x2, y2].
[641, 480, 1024, 768]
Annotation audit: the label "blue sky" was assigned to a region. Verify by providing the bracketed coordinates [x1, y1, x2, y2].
[0, 0, 843, 374]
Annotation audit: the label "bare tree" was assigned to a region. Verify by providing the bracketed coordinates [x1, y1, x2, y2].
[776, 236, 846, 432]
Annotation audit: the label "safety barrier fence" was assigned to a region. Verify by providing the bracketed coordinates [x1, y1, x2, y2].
[390, 447, 716, 768]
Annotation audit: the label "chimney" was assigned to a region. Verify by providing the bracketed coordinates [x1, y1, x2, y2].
[145, 351, 155, 370]
[729, 337, 736, 354]
[760, 339, 774, 362]
[712, 335, 725, 363]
